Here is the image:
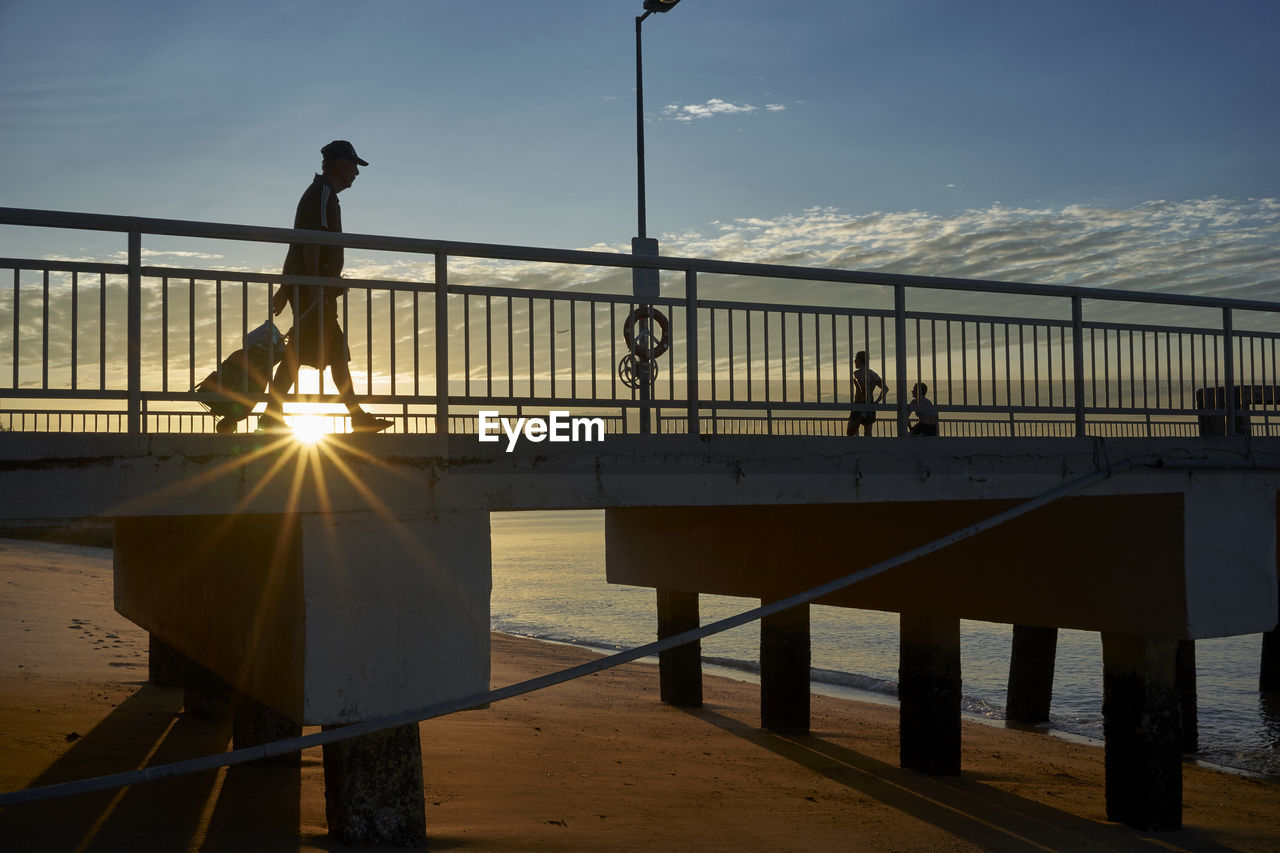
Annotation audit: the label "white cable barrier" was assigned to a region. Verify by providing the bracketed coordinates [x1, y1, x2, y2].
[0, 452, 1175, 808]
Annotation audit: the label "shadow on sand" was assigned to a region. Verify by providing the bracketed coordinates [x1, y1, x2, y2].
[684, 705, 1235, 853]
[0, 684, 305, 852]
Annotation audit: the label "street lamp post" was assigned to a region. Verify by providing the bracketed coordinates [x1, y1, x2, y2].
[632, 0, 680, 433]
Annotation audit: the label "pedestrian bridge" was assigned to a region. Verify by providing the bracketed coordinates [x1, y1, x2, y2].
[2, 207, 1280, 836]
[3, 207, 1279, 438]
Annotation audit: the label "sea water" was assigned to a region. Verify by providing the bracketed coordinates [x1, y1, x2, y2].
[490, 509, 1280, 778]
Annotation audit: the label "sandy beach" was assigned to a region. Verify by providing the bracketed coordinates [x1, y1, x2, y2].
[1, 537, 1278, 852]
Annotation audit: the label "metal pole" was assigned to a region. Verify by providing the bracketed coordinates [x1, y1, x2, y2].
[1223, 306, 1236, 436]
[635, 11, 653, 434]
[1072, 296, 1086, 437]
[127, 229, 142, 435]
[685, 268, 699, 435]
[636, 12, 651, 240]
[894, 285, 908, 436]
[435, 254, 449, 442]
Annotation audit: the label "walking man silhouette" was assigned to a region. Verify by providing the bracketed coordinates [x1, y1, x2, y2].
[259, 140, 391, 433]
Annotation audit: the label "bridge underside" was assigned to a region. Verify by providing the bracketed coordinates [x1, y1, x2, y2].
[605, 490, 1276, 640]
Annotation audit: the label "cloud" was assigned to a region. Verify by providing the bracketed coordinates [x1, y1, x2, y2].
[336, 198, 1280, 313]
[329, 197, 1280, 343]
[661, 98, 764, 122]
[661, 199, 1280, 306]
[139, 249, 225, 261]
[331, 198, 1279, 302]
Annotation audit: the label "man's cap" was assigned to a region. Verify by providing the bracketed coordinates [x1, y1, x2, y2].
[321, 140, 369, 166]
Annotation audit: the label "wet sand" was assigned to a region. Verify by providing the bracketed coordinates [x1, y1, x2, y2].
[1, 537, 1278, 851]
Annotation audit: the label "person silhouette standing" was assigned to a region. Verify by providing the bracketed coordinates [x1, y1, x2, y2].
[847, 350, 887, 436]
[258, 140, 391, 434]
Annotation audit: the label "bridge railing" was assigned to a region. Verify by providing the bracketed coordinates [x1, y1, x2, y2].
[2, 206, 1278, 437]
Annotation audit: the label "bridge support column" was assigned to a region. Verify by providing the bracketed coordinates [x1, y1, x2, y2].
[1177, 640, 1198, 753]
[1261, 564, 1280, 694]
[116, 505, 491, 846]
[1005, 625, 1057, 724]
[183, 656, 235, 719]
[760, 601, 810, 734]
[899, 613, 960, 774]
[148, 634, 236, 719]
[657, 589, 702, 707]
[148, 634, 188, 687]
[1101, 633, 1182, 831]
[322, 723, 427, 847]
[1262, 629, 1280, 693]
[234, 693, 302, 765]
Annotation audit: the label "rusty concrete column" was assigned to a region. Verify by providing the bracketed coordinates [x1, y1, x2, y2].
[322, 723, 427, 847]
[899, 613, 961, 774]
[1177, 640, 1198, 753]
[148, 633, 188, 688]
[760, 601, 810, 734]
[1005, 625, 1057, 724]
[233, 693, 302, 766]
[657, 588, 702, 708]
[1101, 633, 1182, 831]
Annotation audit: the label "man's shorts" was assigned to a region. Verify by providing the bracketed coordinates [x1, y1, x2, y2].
[294, 313, 350, 369]
[847, 409, 876, 434]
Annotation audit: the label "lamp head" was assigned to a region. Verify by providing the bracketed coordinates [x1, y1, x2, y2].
[643, 0, 681, 11]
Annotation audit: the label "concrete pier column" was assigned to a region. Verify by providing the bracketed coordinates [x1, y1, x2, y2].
[183, 656, 235, 719]
[1005, 625, 1057, 724]
[1177, 640, 1198, 753]
[116, 507, 492, 846]
[322, 723, 427, 847]
[1262, 628, 1280, 693]
[1101, 633, 1182, 831]
[899, 613, 961, 774]
[233, 693, 302, 765]
[656, 589, 702, 708]
[148, 634, 188, 687]
[301, 509, 490, 846]
[760, 601, 810, 734]
[1261, 580, 1280, 693]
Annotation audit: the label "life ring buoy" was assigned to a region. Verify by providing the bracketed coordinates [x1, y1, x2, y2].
[623, 306, 670, 361]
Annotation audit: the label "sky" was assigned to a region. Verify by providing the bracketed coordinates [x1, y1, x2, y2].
[2, 0, 1278, 305]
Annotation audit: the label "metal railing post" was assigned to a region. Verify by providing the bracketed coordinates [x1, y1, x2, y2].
[894, 285, 908, 436]
[1223, 306, 1236, 436]
[685, 268, 699, 436]
[1072, 296, 1086, 437]
[435, 254, 449, 440]
[127, 229, 142, 434]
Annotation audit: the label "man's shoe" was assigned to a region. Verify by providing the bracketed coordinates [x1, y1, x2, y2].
[256, 413, 290, 433]
[350, 411, 393, 433]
